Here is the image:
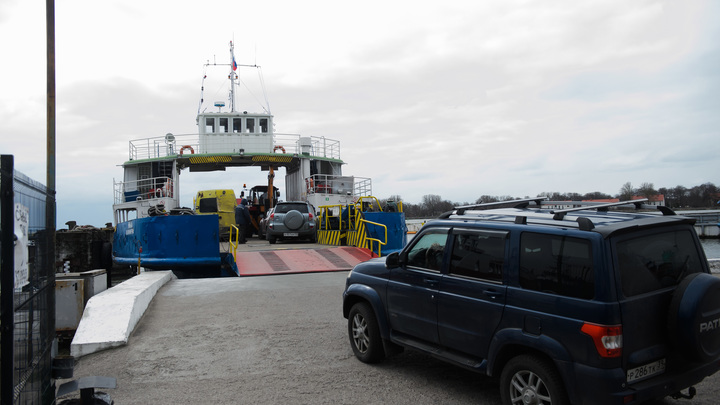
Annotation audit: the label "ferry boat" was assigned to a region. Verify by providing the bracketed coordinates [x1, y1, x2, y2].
[111, 41, 405, 275]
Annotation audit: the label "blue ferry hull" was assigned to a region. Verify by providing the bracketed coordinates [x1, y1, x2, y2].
[113, 215, 222, 269]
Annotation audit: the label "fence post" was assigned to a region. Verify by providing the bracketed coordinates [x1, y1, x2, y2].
[1, 155, 15, 405]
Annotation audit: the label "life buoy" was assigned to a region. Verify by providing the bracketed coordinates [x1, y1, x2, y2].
[180, 145, 195, 156]
[273, 145, 286, 153]
[154, 188, 164, 198]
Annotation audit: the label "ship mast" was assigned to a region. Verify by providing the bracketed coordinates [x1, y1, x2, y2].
[198, 41, 270, 115]
[229, 40, 238, 113]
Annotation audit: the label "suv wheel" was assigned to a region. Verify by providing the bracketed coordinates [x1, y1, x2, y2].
[348, 302, 385, 363]
[500, 355, 568, 405]
[668, 272, 720, 361]
[283, 210, 304, 230]
[268, 235, 277, 244]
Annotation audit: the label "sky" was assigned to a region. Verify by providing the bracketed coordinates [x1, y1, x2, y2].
[1, 0, 718, 227]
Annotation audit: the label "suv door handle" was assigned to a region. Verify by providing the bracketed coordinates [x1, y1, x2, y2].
[483, 289, 501, 300]
[424, 278, 439, 287]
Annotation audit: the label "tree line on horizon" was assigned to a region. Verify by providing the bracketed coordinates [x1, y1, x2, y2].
[385, 182, 719, 219]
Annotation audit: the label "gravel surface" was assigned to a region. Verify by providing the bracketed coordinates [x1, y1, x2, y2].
[59, 271, 720, 404]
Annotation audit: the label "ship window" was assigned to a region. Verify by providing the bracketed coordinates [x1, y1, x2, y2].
[232, 118, 242, 133]
[260, 118, 268, 133]
[219, 118, 228, 133]
[246, 118, 255, 133]
[205, 118, 215, 133]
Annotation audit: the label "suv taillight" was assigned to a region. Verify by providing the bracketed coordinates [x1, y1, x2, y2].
[581, 323, 623, 358]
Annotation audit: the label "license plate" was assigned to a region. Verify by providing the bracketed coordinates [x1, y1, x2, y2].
[627, 359, 666, 383]
[283, 233, 299, 237]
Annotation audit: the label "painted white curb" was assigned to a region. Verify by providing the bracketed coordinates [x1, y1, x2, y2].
[71, 271, 175, 358]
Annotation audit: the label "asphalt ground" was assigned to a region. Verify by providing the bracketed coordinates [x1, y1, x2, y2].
[59, 243, 720, 404]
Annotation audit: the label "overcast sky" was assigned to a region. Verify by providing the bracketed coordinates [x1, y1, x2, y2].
[1, 0, 718, 227]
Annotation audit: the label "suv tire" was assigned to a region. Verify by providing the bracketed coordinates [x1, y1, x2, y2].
[500, 354, 568, 405]
[668, 272, 720, 361]
[283, 210, 304, 230]
[348, 302, 385, 364]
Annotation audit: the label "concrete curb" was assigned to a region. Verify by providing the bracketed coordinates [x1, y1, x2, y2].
[71, 271, 175, 358]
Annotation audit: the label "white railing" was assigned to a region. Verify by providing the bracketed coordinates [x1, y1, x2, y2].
[113, 176, 174, 204]
[126, 133, 341, 161]
[306, 175, 372, 197]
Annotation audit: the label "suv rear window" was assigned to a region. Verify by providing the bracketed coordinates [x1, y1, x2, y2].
[616, 229, 704, 297]
[519, 233, 595, 299]
[275, 203, 309, 214]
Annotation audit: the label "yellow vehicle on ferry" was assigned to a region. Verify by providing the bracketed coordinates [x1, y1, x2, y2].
[194, 189, 237, 239]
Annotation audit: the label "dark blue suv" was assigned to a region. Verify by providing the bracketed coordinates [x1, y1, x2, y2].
[342, 198, 720, 405]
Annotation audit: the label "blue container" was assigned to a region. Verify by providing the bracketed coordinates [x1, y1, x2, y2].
[363, 211, 408, 255]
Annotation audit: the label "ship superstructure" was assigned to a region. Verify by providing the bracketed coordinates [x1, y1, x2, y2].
[112, 41, 370, 225]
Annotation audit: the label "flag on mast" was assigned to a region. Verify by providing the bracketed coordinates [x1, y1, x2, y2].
[232, 56, 237, 71]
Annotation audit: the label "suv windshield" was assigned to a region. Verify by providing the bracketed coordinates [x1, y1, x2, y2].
[616, 229, 704, 297]
[275, 203, 309, 214]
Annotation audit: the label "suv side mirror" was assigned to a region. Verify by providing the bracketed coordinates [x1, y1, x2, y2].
[386, 252, 401, 269]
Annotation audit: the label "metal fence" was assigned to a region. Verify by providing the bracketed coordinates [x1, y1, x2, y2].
[1, 155, 56, 404]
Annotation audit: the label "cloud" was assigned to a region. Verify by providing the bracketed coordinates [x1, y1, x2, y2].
[1, 0, 718, 226]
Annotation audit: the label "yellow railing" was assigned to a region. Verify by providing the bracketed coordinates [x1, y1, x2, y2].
[358, 218, 387, 256]
[354, 196, 403, 213]
[354, 196, 383, 212]
[318, 204, 346, 230]
[317, 198, 398, 255]
[229, 225, 239, 256]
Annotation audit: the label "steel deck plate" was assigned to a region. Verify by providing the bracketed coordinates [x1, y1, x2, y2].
[235, 246, 376, 276]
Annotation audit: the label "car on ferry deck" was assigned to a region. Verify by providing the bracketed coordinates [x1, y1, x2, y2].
[266, 201, 317, 244]
[258, 207, 275, 240]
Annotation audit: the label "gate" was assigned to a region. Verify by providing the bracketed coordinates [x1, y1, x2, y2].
[1, 155, 56, 404]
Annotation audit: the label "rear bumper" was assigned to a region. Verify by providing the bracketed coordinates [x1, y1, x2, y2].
[566, 358, 720, 404]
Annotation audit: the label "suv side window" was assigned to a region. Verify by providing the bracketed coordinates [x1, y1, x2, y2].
[449, 229, 506, 282]
[519, 232, 594, 299]
[406, 229, 448, 272]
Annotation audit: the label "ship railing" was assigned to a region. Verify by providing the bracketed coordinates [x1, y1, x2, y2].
[359, 218, 388, 257]
[113, 176, 174, 204]
[127, 133, 341, 161]
[305, 175, 372, 198]
[353, 176, 372, 197]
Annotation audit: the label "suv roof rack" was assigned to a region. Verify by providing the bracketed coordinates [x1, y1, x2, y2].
[453, 197, 548, 215]
[439, 197, 679, 232]
[550, 198, 676, 220]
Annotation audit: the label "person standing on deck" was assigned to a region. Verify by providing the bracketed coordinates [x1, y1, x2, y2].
[234, 195, 251, 244]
